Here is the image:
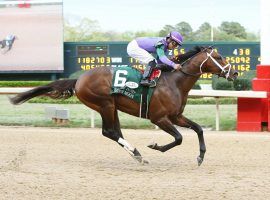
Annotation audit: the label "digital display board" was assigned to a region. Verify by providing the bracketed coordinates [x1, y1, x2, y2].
[64, 42, 260, 79]
[69, 43, 128, 71]
[172, 43, 260, 78]
[0, 0, 63, 72]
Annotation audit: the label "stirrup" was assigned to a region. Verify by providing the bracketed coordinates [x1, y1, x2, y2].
[149, 80, 156, 88]
[140, 79, 151, 87]
[140, 79, 156, 87]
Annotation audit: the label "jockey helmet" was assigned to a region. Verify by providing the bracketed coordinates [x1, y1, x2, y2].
[167, 31, 183, 45]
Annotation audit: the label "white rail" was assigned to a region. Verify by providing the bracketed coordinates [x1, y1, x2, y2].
[189, 90, 267, 98]
[1, 88, 268, 130]
[188, 90, 267, 131]
[0, 87, 33, 94]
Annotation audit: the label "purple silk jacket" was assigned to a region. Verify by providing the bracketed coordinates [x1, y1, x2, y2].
[135, 37, 176, 68]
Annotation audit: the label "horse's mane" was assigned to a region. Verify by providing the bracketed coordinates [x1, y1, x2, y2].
[174, 46, 205, 64]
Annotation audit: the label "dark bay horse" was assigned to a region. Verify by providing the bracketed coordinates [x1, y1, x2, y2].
[10, 46, 238, 165]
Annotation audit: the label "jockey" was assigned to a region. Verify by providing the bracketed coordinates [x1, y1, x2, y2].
[0, 34, 16, 50]
[127, 31, 183, 87]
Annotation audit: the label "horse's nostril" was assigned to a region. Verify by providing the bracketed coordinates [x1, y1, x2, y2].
[234, 72, 239, 77]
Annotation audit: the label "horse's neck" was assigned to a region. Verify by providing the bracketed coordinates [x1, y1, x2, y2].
[171, 72, 200, 93]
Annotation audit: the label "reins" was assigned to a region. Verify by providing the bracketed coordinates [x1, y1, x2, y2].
[177, 48, 208, 77]
[175, 47, 232, 79]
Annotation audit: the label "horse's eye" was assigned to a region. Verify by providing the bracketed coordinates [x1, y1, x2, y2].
[217, 56, 223, 60]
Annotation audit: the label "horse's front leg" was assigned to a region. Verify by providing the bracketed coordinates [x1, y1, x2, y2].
[148, 117, 183, 152]
[172, 115, 206, 166]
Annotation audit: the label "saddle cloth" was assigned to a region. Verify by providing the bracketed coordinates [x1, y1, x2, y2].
[111, 66, 161, 118]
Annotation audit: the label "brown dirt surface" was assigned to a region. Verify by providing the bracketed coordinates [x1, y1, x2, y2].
[0, 126, 269, 200]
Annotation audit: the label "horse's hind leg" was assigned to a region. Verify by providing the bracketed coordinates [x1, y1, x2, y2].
[172, 115, 206, 166]
[148, 117, 183, 152]
[100, 105, 148, 164]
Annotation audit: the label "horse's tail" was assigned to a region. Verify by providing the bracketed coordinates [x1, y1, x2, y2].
[9, 79, 77, 105]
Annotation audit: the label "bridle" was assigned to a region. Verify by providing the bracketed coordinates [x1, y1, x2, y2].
[179, 48, 232, 79]
[198, 49, 232, 79]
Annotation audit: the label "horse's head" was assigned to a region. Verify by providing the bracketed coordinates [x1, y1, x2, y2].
[200, 47, 238, 81]
[173, 46, 238, 81]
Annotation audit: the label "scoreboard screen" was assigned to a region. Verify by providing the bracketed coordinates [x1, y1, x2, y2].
[64, 42, 260, 79]
[173, 43, 260, 78]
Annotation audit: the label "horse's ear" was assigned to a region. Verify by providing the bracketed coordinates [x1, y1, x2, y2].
[198, 46, 207, 52]
[201, 45, 214, 52]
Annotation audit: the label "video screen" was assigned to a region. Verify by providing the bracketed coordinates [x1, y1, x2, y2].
[0, 0, 63, 72]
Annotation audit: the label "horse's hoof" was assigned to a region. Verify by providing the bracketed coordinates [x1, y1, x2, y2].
[141, 159, 149, 165]
[197, 156, 204, 166]
[133, 155, 142, 163]
[147, 142, 157, 149]
[133, 156, 149, 165]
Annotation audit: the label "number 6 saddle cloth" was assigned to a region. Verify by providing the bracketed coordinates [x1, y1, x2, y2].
[111, 66, 161, 118]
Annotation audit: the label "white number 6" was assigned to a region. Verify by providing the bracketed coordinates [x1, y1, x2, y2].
[114, 70, 128, 87]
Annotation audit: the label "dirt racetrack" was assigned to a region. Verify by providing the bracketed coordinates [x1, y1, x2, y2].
[0, 126, 269, 200]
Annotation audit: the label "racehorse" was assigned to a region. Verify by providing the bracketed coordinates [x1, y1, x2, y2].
[0, 35, 17, 53]
[9, 46, 238, 166]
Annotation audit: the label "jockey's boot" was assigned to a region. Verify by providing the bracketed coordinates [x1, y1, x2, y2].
[140, 60, 156, 87]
